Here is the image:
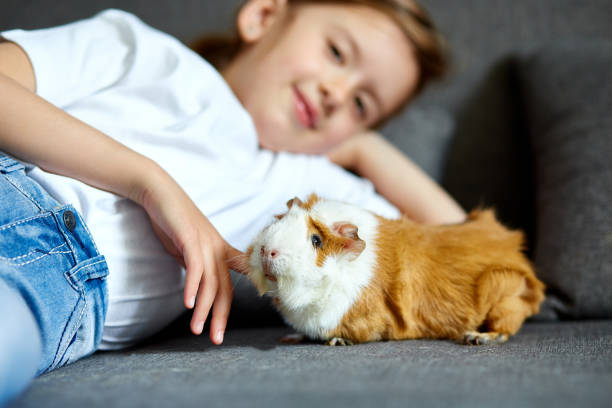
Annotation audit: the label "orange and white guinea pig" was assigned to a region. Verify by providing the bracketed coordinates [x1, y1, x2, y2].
[244, 194, 545, 346]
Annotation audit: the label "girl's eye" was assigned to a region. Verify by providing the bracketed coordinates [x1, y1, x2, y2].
[329, 43, 344, 64]
[311, 234, 323, 249]
[354, 96, 366, 119]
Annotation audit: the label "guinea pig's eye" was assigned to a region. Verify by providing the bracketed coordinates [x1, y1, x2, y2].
[311, 234, 322, 249]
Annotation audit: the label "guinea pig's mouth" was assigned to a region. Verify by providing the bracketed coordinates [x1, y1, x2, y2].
[262, 260, 277, 282]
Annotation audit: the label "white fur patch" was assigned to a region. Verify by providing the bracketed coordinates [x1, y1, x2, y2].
[248, 198, 378, 339]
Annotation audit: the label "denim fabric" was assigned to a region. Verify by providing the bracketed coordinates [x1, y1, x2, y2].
[0, 277, 41, 407]
[0, 153, 108, 406]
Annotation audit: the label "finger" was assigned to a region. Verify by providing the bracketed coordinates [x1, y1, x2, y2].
[174, 254, 186, 269]
[225, 246, 250, 275]
[183, 240, 203, 310]
[190, 248, 218, 335]
[210, 259, 233, 345]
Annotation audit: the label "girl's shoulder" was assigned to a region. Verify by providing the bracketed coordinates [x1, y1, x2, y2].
[87, 9, 188, 57]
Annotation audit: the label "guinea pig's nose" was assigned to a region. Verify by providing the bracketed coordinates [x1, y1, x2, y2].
[260, 246, 279, 259]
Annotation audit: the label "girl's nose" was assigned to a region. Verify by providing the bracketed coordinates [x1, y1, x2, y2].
[319, 76, 355, 116]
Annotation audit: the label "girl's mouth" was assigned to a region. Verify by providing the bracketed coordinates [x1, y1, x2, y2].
[293, 85, 318, 129]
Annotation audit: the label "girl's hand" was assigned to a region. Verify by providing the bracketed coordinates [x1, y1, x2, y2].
[136, 166, 248, 345]
[0, 46, 252, 344]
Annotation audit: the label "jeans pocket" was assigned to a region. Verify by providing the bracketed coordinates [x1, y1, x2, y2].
[51, 255, 109, 371]
[0, 214, 69, 268]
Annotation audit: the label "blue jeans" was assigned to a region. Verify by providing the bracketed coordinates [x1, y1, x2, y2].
[0, 153, 108, 406]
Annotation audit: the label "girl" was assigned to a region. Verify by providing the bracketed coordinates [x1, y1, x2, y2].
[0, 0, 465, 403]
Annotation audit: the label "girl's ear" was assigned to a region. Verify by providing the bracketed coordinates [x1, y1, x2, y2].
[237, 0, 288, 43]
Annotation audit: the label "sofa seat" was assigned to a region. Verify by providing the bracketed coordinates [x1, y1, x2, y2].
[12, 320, 612, 408]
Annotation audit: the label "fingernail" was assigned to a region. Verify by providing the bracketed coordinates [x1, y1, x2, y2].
[188, 296, 195, 309]
[215, 330, 224, 344]
[196, 321, 204, 334]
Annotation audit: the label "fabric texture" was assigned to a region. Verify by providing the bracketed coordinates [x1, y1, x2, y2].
[10, 320, 612, 408]
[2, 9, 399, 350]
[0, 153, 108, 403]
[0, 279, 41, 407]
[517, 40, 612, 318]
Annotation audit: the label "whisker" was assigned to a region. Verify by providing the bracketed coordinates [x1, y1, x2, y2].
[225, 253, 251, 275]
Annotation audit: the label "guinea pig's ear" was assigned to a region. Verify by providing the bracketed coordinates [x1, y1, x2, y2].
[286, 197, 304, 209]
[332, 222, 366, 261]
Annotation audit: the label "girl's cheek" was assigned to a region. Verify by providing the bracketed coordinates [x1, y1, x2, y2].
[324, 127, 356, 152]
[334, 117, 360, 140]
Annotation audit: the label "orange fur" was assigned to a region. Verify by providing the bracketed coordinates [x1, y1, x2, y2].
[327, 209, 545, 343]
[301, 193, 321, 211]
[308, 217, 343, 267]
[307, 217, 365, 267]
[277, 194, 320, 220]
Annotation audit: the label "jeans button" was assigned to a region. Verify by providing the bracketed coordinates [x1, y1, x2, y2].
[63, 210, 76, 231]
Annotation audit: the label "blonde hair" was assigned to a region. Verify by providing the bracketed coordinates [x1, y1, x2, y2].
[191, 0, 447, 106]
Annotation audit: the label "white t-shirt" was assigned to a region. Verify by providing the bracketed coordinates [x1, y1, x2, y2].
[2, 9, 399, 349]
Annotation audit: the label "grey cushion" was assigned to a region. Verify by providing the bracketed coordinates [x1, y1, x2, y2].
[517, 40, 612, 319]
[381, 105, 455, 182]
[442, 58, 535, 248]
[12, 321, 612, 408]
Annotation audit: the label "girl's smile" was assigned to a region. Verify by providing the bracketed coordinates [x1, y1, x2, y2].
[293, 84, 318, 129]
[222, 0, 419, 155]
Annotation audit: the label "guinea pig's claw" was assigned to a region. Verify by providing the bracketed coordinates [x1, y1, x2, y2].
[279, 333, 306, 344]
[462, 331, 509, 345]
[326, 337, 354, 346]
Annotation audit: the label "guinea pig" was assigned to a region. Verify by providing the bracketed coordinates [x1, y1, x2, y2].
[243, 194, 545, 346]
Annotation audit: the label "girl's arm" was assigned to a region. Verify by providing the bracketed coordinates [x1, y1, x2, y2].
[0, 41, 242, 343]
[327, 131, 466, 224]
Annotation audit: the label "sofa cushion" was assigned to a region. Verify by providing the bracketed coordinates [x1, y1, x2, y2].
[517, 40, 612, 319]
[13, 321, 612, 408]
[381, 105, 454, 183]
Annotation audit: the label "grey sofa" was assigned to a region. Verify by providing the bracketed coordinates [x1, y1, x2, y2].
[2, 1, 611, 407]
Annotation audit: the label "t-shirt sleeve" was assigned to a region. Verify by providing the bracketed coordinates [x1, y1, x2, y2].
[277, 152, 401, 219]
[1, 9, 147, 108]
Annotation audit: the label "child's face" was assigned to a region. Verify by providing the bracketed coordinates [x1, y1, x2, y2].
[223, 2, 419, 155]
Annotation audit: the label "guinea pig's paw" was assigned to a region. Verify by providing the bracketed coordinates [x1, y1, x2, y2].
[326, 337, 354, 346]
[279, 333, 306, 344]
[461, 331, 509, 346]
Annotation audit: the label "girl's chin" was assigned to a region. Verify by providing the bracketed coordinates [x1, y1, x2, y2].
[255, 116, 329, 154]
[253, 117, 293, 149]
[258, 135, 291, 152]
[257, 129, 303, 153]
